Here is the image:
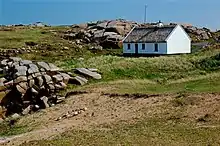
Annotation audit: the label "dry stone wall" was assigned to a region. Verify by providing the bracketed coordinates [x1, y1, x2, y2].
[0, 57, 101, 119]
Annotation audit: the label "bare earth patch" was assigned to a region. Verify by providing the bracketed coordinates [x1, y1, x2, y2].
[2, 90, 220, 145]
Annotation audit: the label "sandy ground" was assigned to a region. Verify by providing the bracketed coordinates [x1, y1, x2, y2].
[1, 89, 220, 146]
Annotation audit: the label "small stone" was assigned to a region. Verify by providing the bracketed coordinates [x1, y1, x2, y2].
[0, 59, 8, 66]
[83, 107, 88, 111]
[40, 96, 49, 108]
[36, 76, 44, 87]
[16, 85, 26, 94]
[52, 74, 63, 83]
[34, 105, 40, 109]
[48, 84, 55, 91]
[22, 105, 32, 115]
[14, 66, 27, 77]
[37, 62, 50, 71]
[20, 60, 32, 66]
[11, 113, 20, 120]
[40, 68, 46, 72]
[43, 74, 52, 83]
[60, 73, 71, 84]
[14, 76, 27, 84]
[0, 78, 7, 83]
[9, 57, 22, 62]
[32, 72, 41, 78]
[73, 111, 79, 116]
[31, 88, 38, 95]
[28, 64, 39, 74]
[18, 82, 28, 92]
[29, 79, 35, 87]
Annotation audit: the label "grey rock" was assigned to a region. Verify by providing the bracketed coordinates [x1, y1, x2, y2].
[29, 79, 35, 87]
[37, 62, 50, 71]
[56, 96, 65, 104]
[40, 96, 49, 108]
[75, 68, 102, 79]
[43, 74, 52, 83]
[52, 74, 63, 83]
[36, 76, 44, 87]
[55, 82, 66, 90]
[14, 66, 27, 77]
[96, 21, 108, 29]
[11, 113, 20, 120]
[60, 73, 71, 84]
[31, 88, 38, 95]
[0, 59, 8, 66]
[32, 72, 41, 78]
[40, 68, 46, 72]
[20, 60, 32, 66]
[48, 84, 55, 91]
[9, 57, 22, 62]
[0, 78, 6, 83]
[28, 64, 39, 74]
[87, 68, 98, 72]
[93, 30, 105, 38]
[18, 82, 28, 92]
[48, 63, 60, 71]
[22, 105, 32, 115]
[16, 84, 26, 94]
[71, 76, 88, 85]
[14, 76, 27, 84]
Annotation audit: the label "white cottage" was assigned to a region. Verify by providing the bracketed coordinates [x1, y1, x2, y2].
[122, 24, 191, 55]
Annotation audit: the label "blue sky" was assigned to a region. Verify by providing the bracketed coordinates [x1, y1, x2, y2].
[1, 0, 220, 30]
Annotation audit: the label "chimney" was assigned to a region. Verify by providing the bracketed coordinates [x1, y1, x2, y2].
[157, 20, 164, 27]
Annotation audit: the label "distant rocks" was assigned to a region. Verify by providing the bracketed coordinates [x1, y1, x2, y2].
[182, 25, 213, 42]
[0, 57, 102, 118]
[63, 19, 137, 48]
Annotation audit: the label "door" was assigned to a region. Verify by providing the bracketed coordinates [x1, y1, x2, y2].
[135, 44, 138, 54]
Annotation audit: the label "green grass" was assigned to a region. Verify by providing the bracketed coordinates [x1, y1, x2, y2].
[22, 117, 220, 146]
[0, 122, 30, 137]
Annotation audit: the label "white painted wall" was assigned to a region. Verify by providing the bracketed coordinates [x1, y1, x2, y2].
[166, 25, 191, 54]
[123, 43, 167, 54]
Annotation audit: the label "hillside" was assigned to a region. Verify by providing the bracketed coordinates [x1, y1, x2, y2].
[1, 20, 220, 145]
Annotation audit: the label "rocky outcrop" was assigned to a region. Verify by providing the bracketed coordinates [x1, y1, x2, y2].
[0, 57, 102, 119]
[63, 19, 137, 48]
[182, 25, 213, 42]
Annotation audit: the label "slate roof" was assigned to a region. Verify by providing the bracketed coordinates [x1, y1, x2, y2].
[123, 25, 176, 43]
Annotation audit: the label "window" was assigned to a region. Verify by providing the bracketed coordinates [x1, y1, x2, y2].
[127, 44, 131, 50]
[142, 44, 145, 50]
[154, 44, 158, 52]
[135, 44, 138, 50]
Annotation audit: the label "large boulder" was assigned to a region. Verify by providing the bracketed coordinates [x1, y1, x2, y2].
[75, 68, 102, 79]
